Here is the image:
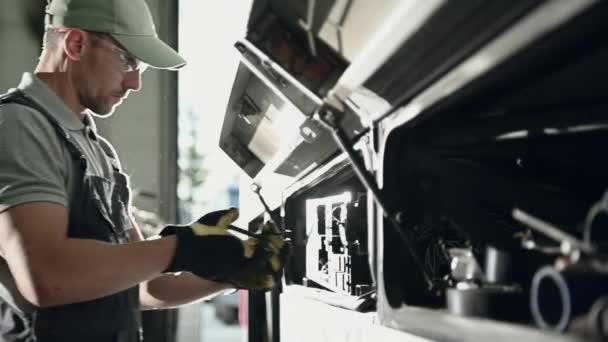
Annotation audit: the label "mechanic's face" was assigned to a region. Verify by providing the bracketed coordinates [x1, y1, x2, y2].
[77, 33, 146, 116]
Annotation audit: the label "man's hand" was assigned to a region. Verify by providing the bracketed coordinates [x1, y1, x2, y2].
[160, 208, 251, 279]
[160, 208, 290, 290]
[219, 221, 290, 290]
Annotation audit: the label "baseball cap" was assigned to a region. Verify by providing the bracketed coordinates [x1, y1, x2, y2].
[45, 0, 186, 70]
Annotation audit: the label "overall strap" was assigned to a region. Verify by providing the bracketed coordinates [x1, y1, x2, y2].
[98, 136, 123, 172]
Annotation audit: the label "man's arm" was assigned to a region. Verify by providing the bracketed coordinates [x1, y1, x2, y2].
[0, 202, 177, 307]
[127, 219, 232, 310]
[139, 273, 232, 310]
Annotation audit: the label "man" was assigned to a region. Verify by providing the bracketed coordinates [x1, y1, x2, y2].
[0, 0, 283, 341]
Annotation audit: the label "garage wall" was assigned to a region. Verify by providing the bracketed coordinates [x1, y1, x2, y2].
[0, 2, 41, 91]
[0, 0, 178, 222]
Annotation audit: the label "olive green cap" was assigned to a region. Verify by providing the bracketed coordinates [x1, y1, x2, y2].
[45, 0, 186, 70]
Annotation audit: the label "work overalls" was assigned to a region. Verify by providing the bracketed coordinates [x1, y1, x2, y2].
[0, 90, 142, 342]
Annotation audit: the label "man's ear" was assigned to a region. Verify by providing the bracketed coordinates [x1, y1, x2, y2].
[63, 29, 87, 62]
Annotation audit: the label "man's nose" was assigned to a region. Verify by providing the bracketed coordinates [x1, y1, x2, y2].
[123, 70, 142, 92]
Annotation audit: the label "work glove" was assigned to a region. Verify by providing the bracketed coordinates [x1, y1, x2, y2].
[160, 208, 253, 279]
[218, 220, 291, 290]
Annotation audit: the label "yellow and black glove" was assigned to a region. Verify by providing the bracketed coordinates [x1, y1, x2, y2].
[220, 221, 291, 290]
[160, 208, 253, 279]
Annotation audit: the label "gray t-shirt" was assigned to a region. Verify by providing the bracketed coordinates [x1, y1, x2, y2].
[0, 72, 130, 313]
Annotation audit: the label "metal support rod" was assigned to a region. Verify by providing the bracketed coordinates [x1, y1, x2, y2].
[513, 208, 595, 255]
[299, 0, 318, 57]
[251, 183, 283, 233]
[318, 107, 434, 290]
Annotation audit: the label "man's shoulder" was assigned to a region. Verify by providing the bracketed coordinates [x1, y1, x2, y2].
[0, 100, 71, 210]
[0, 100, 59, 135]
[0, 100, 68, 159]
